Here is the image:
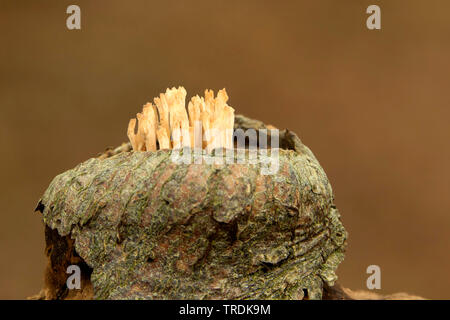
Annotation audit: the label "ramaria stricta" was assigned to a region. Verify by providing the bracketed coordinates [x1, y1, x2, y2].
[127, 86, 235, 153]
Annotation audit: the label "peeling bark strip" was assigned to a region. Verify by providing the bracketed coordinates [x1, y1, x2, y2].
[36, 114, 347, 300]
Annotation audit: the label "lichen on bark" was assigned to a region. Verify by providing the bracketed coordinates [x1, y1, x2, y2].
[36, 114, 347, 300]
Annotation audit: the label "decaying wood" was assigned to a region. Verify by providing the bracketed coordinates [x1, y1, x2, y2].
[31, 114, 423, 300]
[322, 283, 425, 300]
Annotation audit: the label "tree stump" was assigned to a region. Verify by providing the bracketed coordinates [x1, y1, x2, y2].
[33, 114, 357, 300]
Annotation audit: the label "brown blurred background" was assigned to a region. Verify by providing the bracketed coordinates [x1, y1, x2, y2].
[1, 0, 449, 299]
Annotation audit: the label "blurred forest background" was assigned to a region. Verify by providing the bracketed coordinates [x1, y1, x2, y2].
[1, 0, 449, 299]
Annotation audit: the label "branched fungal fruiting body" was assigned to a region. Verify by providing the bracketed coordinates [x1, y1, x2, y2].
[127, 86, 235, 153]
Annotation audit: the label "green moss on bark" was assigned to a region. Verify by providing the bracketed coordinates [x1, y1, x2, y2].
[37, 115, 347, 300]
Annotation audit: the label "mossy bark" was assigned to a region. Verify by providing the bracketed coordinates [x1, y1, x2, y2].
[35, 114, 348, 300]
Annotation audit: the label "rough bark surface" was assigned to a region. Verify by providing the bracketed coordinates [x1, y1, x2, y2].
[35, 114, 348, 300]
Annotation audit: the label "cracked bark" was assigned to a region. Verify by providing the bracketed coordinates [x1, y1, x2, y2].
[30, 114, 423, 300]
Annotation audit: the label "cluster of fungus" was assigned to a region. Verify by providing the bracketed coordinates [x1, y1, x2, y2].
[127, 86, 235, 153]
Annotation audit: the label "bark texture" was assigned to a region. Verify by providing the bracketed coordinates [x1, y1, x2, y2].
[35, 114, 348, 299]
